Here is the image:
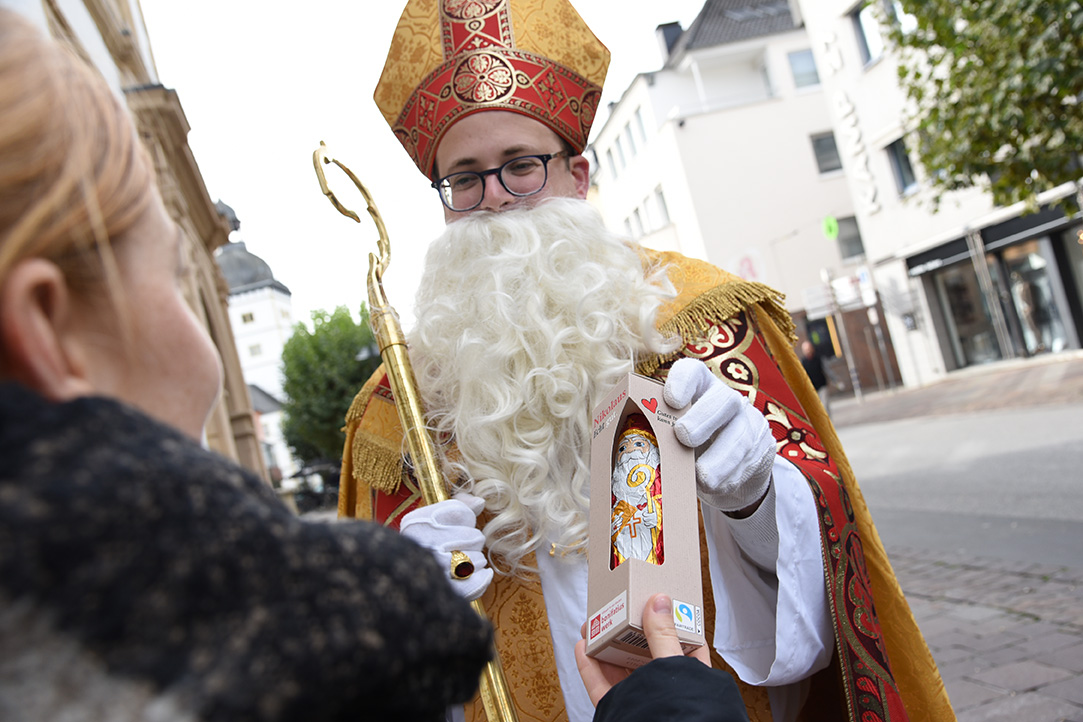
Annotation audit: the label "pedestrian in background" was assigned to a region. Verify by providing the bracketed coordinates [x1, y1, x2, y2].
[800, 340, 831, 416]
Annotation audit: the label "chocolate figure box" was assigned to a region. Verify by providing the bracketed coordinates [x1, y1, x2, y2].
[585, 373, 706, 667]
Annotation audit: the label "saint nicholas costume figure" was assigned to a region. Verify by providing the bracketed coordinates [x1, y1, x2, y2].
[337, 1, 955, 721]
[611, 413, 664, 568]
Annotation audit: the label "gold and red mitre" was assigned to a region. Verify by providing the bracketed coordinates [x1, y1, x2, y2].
[618, 413, 658, 448]
[374, 0, 611, 179]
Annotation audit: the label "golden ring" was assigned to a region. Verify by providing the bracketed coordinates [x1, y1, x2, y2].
[450, 550, 475, 580]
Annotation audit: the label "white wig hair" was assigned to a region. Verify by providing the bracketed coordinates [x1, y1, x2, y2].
[408, 198, 677, 575]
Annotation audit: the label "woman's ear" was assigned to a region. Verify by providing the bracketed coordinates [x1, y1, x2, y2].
[0, 258, 96, 400]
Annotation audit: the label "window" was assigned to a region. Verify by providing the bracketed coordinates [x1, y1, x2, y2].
[631, 208, 644, 238]
[853, 2, 915, 64]
[624, 123, 638, 156]
[614, 136, 627, 170]
[811, 132, 843, 173]
[852, 2, 886, 65]
[788, 49, 820, 88]
[654, 187, 670, 226]
[241, 312, 254, 324]
[606, 149, 618, 178]
[886, 138, 917, 193]
[836, 216, 866, 260]
[249, 343, 262, 357]
[635, 107, 647, 143]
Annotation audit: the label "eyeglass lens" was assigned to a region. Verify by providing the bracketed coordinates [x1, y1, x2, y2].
[437, 155, 549, 211]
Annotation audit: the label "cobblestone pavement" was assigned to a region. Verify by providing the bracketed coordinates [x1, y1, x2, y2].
[833, 351, 1083, 721]
[829, 349, 1083, 429]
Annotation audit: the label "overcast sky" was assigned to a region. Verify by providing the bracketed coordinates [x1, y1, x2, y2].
[139, 1, 708, 328]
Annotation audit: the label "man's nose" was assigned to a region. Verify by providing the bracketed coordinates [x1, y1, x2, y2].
[476, 172, 515, 211]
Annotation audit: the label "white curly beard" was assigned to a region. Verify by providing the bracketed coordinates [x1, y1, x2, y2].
[407, 198, 677, 576]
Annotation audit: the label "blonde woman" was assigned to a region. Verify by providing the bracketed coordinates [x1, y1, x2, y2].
[0, 11, 489, 721]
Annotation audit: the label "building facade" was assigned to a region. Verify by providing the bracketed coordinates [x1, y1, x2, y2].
[592, 0, 1082, 392]
[12, 0, 269, 478]
[590, 0, 903, 394]
[795, 0, 1083, 387]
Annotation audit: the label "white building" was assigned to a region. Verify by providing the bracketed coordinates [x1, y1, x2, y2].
[796, 0, 1083, 386]
[216, 221, 300, 483]
[591, 0, 894, 387]
[592, 0, 868, 306]
[217, 240, 295, 400]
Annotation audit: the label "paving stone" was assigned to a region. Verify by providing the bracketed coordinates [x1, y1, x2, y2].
[972, 644, 1033, 669]
[969, 660, 1076, 692]
[1012, 632, 1083, 656]
[944, 678, 1007, 711]
[1041, 676, 1083, 706]
[937, 656, 993, 681]
[955, 691, 1083, 722]
[932, 645, 979, 665]
[950, 605, 1010, 623]
[1037, 643, 1083, 674]
[957, 631, 1027, 654]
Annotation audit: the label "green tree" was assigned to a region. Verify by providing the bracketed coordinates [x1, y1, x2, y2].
[281, 306, 380, 468]
[889, 0, 1083, 211]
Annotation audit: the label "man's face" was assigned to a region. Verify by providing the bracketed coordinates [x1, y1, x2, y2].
[433, 110, 590, 223]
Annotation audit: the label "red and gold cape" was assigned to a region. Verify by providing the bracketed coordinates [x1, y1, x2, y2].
[338, 250, 954, 722]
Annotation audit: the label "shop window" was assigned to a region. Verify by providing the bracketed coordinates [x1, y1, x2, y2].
[241, 312, 254, 323]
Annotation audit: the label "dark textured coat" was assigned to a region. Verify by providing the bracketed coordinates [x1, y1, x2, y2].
[0, 383, 491, 721]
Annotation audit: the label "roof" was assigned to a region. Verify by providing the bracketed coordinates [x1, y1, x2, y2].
[216, 241, 291, 296]
[668, 0, 797, 61]
[248, 384, 282, 414]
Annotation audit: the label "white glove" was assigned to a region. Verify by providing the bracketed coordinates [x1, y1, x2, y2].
[663, 358, 776, 513]
[398, 492, 493, 601]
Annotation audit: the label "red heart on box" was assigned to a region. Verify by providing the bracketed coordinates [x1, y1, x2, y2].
[641, 398, 658, 413]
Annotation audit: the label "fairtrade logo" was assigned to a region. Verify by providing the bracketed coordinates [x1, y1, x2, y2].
[675, 602, 693, 625]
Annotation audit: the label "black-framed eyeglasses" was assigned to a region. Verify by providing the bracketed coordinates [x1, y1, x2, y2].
[431, 151, 570, 212]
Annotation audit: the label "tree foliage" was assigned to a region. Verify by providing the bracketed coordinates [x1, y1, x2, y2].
[280, 306, 380, 467]
[889, 0, 1083, 211]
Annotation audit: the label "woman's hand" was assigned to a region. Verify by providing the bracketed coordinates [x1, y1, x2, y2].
[574, 592, 711, 706]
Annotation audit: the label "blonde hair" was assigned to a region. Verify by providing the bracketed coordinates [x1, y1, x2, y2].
[0, 9, 153, 295]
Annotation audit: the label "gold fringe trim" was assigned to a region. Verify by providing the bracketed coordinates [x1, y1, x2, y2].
[636, 280, 797, 377]
[344, 364, 386, 425]
[352, 433, 404, 496]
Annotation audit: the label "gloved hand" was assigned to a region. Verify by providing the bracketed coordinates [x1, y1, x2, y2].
[663, 358, 776, 513]
[399, 492, 493, 601]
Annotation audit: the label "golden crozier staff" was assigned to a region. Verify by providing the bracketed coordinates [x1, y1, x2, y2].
[313, 143, 518, 722]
